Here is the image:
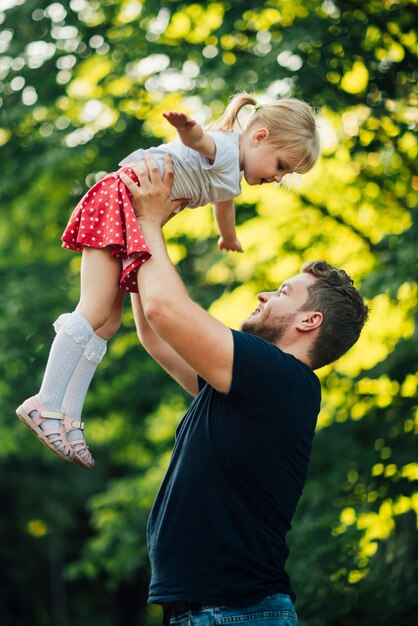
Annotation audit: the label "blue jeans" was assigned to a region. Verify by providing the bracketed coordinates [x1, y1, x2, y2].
[165, 594, 298, 626]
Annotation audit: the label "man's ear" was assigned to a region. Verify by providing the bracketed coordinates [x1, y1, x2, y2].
[251, 127, 270, 145]
[297, 311, 323, 332]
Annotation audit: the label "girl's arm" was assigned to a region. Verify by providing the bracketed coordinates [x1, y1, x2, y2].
[213, 200, 244, 252]
[163, 111, 216, 160]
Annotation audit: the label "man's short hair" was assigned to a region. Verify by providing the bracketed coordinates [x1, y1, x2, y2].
[301, 260, 369, 369]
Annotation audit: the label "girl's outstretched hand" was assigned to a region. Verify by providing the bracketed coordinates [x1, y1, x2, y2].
[218, 237, 244, 253]
[163, 111, 196, 132]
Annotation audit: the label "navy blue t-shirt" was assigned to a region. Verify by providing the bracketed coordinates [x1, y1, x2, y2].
[147, 329, 321, 605]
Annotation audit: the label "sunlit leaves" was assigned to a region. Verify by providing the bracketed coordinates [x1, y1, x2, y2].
[67, 55, 113, 99]
[163, 3, 224, 44]
[341, 61, 369, 95]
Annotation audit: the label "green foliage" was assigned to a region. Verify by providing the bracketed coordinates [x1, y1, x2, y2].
[0, 0, 417, 624]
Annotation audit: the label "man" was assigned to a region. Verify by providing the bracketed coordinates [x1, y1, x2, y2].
[121, 156, 368, 626]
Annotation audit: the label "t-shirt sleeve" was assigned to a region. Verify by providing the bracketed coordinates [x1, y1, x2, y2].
[198, 132, 238, 174]
[228, 330, 303, 410]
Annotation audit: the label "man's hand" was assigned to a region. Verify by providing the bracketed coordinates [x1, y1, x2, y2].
[163, 111, 197, 132]
[120, 155, 182, 226]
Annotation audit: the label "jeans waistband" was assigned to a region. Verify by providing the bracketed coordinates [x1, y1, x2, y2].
[163, 601, 209, 619]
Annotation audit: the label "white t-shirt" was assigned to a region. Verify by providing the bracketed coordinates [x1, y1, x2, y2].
[119, 131, 242, 209]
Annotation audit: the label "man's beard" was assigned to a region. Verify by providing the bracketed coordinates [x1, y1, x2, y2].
[240, 311, 296, 344]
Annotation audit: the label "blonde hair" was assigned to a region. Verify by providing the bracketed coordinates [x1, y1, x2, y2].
[208, 92, 320, 174]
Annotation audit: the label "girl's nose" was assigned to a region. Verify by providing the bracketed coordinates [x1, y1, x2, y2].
[274, 173, 284, 183]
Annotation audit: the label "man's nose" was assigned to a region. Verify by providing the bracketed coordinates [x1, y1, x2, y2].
[257, 292, 271, 303]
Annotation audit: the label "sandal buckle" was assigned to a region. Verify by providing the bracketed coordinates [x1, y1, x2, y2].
[72, 420, 84, 429]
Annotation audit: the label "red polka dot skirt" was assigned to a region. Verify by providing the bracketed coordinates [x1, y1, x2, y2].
[61, 168, 150, 293]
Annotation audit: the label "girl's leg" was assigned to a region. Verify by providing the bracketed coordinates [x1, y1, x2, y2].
[62, 289, 125, 469]
[38, 248, 121, 410]
[95, 287, 126, 341]
[76, 247, 123, 329]
[63, 287, 125, 422]
[17, 248, 122, 462]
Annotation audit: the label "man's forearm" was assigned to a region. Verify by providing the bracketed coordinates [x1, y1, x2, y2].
[131, 293, 159, 352]
[131, 291, 199, 396]
[136, 219, 190, 321]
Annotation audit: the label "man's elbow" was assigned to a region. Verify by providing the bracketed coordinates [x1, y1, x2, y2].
[143, 297, 172, 331]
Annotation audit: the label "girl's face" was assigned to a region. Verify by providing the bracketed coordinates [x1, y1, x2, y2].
[240, 127, 301, 186]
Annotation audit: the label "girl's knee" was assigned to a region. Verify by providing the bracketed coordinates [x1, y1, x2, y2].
[96, 315, 122, 341]
[77, 285, 124, 337]
[76, 304, 110, 330]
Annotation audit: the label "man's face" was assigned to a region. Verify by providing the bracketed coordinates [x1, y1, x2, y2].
[240, 273, 318, 344]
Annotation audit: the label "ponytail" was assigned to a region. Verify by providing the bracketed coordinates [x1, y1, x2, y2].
[207, 92, 258, 131]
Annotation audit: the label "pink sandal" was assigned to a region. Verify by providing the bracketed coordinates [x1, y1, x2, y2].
[64, 419, 95, 470]
[16, 395, 75, 462]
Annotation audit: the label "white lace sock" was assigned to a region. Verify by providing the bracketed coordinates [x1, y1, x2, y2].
[62, 333, 107, 441]
[37, 312, 94, 433]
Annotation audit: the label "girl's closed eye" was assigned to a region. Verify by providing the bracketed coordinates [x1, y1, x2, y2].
[277, 159, 291, 172]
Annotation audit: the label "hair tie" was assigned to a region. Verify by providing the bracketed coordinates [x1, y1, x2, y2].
[254, 103, 262, 111]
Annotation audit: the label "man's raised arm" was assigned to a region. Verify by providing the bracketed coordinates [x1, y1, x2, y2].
[120, 156, 234, 394]
[131, 292, 200, 397]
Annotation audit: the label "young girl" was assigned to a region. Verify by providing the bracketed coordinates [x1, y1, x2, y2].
[16, 93, 320, 469]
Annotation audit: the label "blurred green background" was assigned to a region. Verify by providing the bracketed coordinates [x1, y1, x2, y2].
[0, 0, 417, 624]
